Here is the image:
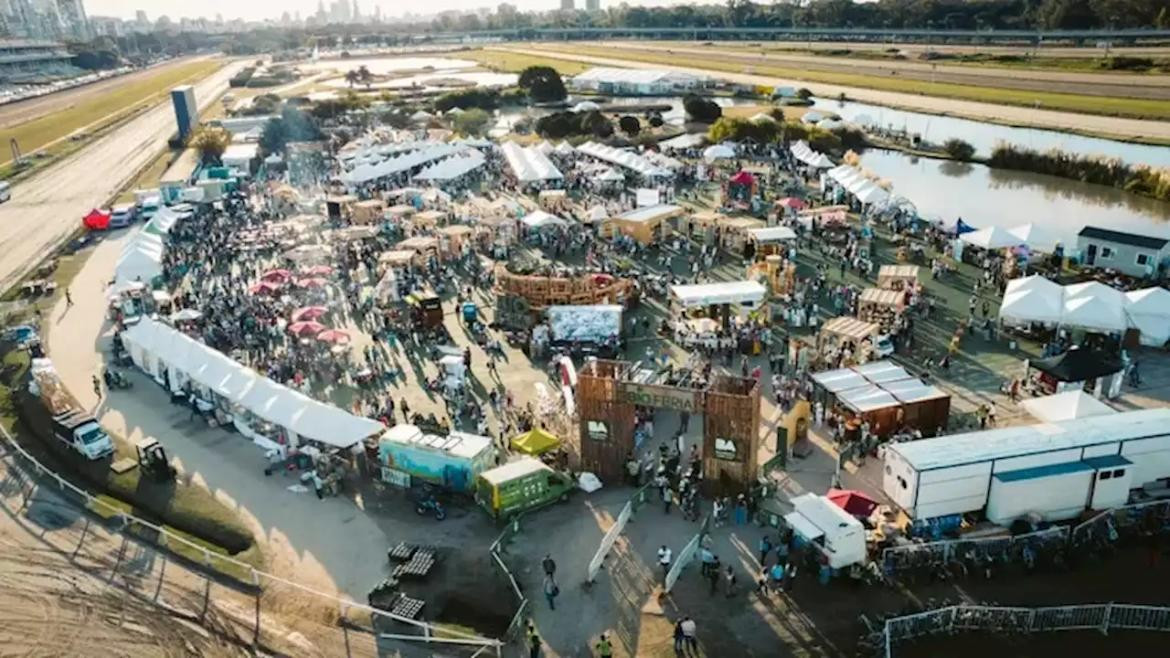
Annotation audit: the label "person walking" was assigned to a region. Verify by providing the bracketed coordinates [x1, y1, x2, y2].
[400, 398, 410, 423]
[724, 565, 738, 598]
[542, 574, 559, 610]
[541, 554, 557, 584]
[658, 545, 672, 580]
[595, 632, 613, 658]
[770, 561, 786, 593]
[673, 619, 686, 655]
[680, 616, 698, 655]
[91, 374, 102, 401]
[65, 288, 73, 308]
[662, 485, 674, 514]
[758, 535, 772, 566]
[706, 555, 720, 595]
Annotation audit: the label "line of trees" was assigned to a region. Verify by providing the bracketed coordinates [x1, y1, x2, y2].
[988, 144, 1170, 201]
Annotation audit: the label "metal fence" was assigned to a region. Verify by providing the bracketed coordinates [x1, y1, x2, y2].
[0, 423, 504, 656]
[664, 513, 710, 593]
[586, 481, 655, 584]
[1070, 498, 1170, 545]
[880, 603, 1170, 657]
[488, 515, 530, 647]
[881, 526, 1069, 574]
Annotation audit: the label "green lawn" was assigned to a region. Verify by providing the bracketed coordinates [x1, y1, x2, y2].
[528, 44, 1170, 121]
[465, 49, 590, 76]
[0, 58, 224, 167]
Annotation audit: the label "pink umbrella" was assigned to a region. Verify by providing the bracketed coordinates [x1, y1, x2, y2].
[292, 306, 328, 322]
[315, 329, 351, 344]
[261, 269, 292, 283]
[296, 277, 329, 289]
[288, 320, 326, 337]
[249, 281, 282, 295]
[302, 265, 334, 277]
[776, 197, 807, 210]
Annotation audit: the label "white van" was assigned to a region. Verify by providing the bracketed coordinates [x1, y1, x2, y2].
[0, 181, 11, 203]
[109, 203, 136, 228]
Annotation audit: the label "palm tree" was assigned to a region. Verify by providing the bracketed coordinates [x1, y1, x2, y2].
[357, 65, 372, 89]
[344, 69, 359, 88]
[190, 126, 232, 165]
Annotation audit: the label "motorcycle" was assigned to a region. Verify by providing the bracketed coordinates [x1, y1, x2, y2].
[415, 494, 446, 521]
[103, 368, 133, 390]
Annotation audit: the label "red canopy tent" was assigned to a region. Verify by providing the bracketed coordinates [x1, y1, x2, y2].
[827, 488, 879, 518]
[83, 208, 111, 230]
[728, 170, 755, 186]
[725, 170, 757, 205]
[776, 197, 807, 211]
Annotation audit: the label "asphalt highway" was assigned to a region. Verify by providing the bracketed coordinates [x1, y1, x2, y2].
[0, 61, 243, 291]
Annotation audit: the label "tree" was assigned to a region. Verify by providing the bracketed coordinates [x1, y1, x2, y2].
[619, 115, 641, 136]
[647, 113, 664, 128]
[683, 94, 722, 123]
[453, 108, 491, 136]
[280, 106, 321, 142]
[344, 70, 359, 87]
[796, 87, 813, 99]
[357, 65, 372, 89]
[943, 138, 976, 161]
[517, 66, 567, 102]
[259, 118, 289, 155]
[190, 126, 231, 165]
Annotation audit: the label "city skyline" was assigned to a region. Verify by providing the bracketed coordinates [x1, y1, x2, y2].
[84, 0, 703, 22]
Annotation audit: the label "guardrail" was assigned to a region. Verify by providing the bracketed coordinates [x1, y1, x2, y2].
[1070, 498, 1170, 546]
[879, 603, 1170, 658]
[488, 514, 529, 647]
[0, 420, 504, 655]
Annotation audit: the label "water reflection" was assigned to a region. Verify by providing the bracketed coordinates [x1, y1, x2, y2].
[813, 98, 1170, 168]
[859, 150, 1170, 244]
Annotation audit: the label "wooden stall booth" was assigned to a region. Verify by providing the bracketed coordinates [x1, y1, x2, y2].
[747, 254, 797, 298]
[325, 195, 356, 222]
[386, 204, 416, 224]
[745, 226, 797, 260]
[857, 287, 905, 332]
[603, 204, 683, 245]
[574, 360, 761, 495]
[396, 236, 441, 263]
[351, 199, 386, 225]
[378, 249, 417, 274]
[436, 224, 474, 257]
[413, 210, 446, 231]
[680, 211, 724, 243]
[717, 216, 766, 254]
[877, 265, 920, 291]
[817, 316, 882, 366]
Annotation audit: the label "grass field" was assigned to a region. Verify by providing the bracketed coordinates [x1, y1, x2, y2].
[464, 49, 590, 76]
[527, 44, 1170, 121]
[0, 59, 224, 167]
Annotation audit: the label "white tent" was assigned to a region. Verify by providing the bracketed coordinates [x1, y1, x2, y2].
[960, 225, 1022, 250]
[749, 112, 776, 123]
[115, 232, 165, 284]
[1021, 390, 1115, 423]
[586, 205, 608, 222]
[597, 168, 625, 183]
[535, 140, 555, 155]
[854, 182, 890, 206]
[572, 100, 601, 112]
[500, 141, 563, 182]
[1062, 281, 1127, 333]
[414, 152, 486, 182]
[1007, 223, 1062, 253]
[554, 140, 575, 154]
[702, 144, 736, 162]
[576, 141, 671, 178]
[521, 210, 567, 229]
[999, 275, 1064, 325]
[1125, 287, 1170, 346]
[660, 133, 705, 150]
[121, 318, 383, 450]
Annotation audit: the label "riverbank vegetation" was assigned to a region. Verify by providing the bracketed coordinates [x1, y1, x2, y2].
[988, 145, 1170, 202]
[707, 115, 867, 155]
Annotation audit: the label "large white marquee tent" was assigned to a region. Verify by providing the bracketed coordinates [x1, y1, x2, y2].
[999, 276, 1170, 340]
[501, 141, 563, 182]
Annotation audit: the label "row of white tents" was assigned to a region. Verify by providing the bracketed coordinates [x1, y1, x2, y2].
[414, 151, 486, 183]
[790, 140, 835, 169]
[824, 164, 891, 206]
[501, 141, 563, 182]
[113, 206, 191, 287]
[1000, 275, 1170, 344]
[960, 223, 1062, 253]
[122, 318, 385, 450]
[576, 141, 673, 179]
[342, 143, 469, 185]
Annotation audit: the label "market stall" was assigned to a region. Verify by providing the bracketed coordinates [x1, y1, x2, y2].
[876, 265, 920, 291]
[669, 280, 767, 332]
[857, 287, 905, 332]
[1028, 347, 1125, 399]
[351, 199, 385, 225]
[604, 204, 683, 244]
[413, 209, 446, 231]
[718, 216, 766, 254]
[396, 236, 441, 263]
[510, 427, 562, 457]
[436, 224, 474, 256]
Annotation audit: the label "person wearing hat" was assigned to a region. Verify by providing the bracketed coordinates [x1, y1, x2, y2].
[595, 632, 613, 657]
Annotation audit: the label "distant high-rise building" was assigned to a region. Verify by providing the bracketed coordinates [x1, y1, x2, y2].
[560, 0, 574, 10]
[55, 0, 91, 40]
[135, 9, 147, 25]
[586, 0, 600, 10]
[171, 85, 198, 142]
[352, 0, 360, 20]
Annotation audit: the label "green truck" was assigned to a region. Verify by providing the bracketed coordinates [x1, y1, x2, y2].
[475, 457, 574, 519]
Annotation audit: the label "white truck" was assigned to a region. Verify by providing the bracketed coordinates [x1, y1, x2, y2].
[29, 359, 114, 461]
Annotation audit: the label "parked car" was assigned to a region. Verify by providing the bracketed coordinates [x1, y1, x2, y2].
[109, 203, 136, 228]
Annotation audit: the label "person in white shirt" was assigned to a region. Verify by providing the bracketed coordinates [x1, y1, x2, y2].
[658, 545, 673, 579]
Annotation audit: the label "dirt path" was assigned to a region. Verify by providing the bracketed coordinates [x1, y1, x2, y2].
[493, 46, 1170, 144]
[588, 41, 1170, 99]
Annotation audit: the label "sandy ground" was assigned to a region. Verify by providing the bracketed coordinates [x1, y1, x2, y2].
[0, 57, 214, 130]
[579, 41, 1170, 99]
[0, 61, 242, 293]
[492, 46, 1170, 143]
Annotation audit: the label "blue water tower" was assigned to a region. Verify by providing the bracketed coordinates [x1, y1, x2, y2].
[171, 85, 198, 141]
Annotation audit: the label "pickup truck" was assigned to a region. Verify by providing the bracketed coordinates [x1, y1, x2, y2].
[50, 410, 115, 461]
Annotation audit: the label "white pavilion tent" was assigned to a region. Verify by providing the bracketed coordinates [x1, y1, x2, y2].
[702, 144, 736, 162]
[500, 141, 563, 182]
[576, 141, 672, 178]
[1125, 287, 1170, 346]
[1061, 281, 1127, 333]
[999, 275, 1064, 325]
[1021, 390, 1116, 423]
[521, 210, 568, 229]
[960, 225, 1022, 250]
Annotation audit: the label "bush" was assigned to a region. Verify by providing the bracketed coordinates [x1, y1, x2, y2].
[648, 113, 664, 128]
[988, 144, 1170, 201]
[942, 138, 976, 161]
[453, 108, 491, 136]
[518, 66, 567, 102]
[1102, 56, 1155, 71]
[435, 88, 500, 113]
[796, 88, 813, 100]
[535, 110, 613, 139]
[708, 117, 779, 143]
[619, 115, 641, 136]
[683, 94, 722, 123]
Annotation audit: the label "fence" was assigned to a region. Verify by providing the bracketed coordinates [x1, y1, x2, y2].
[1070, 498, 1170, 545]
[881, 526, 1069, 574]
[586, 480, 655, 584]
[488, 514, 530, 647]
[0, 422, 504, 657]
[664, 513, 710, 593]
[880, 603, 1170, 658]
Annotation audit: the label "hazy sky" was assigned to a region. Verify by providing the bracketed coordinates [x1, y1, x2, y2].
[87, 0, 708, 22]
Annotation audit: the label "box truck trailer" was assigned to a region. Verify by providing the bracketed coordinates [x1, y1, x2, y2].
[883, 408, 1170, 524]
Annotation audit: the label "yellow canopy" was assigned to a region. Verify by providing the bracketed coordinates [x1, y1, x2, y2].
[510, 428, 560, 456]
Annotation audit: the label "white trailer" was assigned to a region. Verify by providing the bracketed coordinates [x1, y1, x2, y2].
[883, 408, 1170, 523]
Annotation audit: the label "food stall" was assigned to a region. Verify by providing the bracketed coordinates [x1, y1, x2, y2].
[377, 424, 495, 492]
[747, 254, 797, 298]
[680, 211, 725, 243]
[510, 428, 562, 457]
[746, 226, 797, 259]
[387, 204, 416, 222]
[603, 204, 683, 245]
[396, 236, 441, 263]
[669, 281, 768, 331]
[436, 224, 474, 257]
[718, 216, 767, 254]
[1027, 347, 1125, 399]
[857, 287, 905, 332]
[817, 316, 882, 365]
[784, 493, 866, 569]
[413, 210, 446, 230]
[325, 195, 356, 222]
[881, 378, 951, 437]
[877, 265, 920, 291]
[351, 199, 386, 225]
